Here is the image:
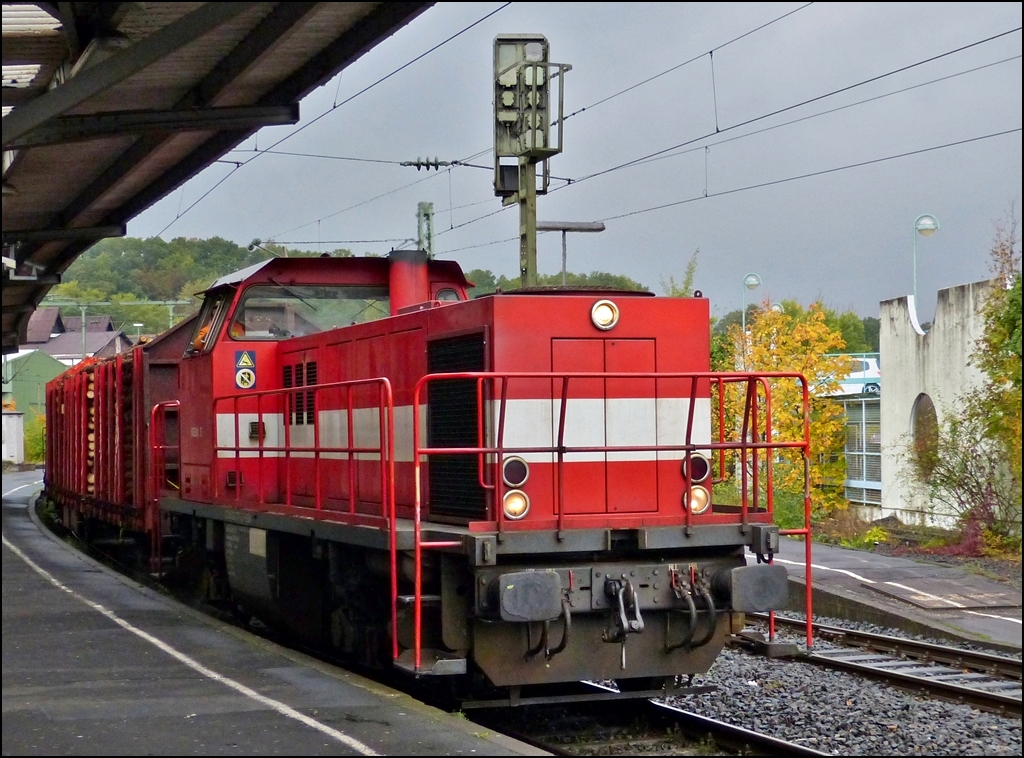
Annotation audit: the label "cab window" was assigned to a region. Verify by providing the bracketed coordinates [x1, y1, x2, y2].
[185, 290, 229, 355]
[228, 284, 390, 340]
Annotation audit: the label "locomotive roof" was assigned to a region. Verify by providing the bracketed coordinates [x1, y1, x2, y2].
[204, 255, 472, 294]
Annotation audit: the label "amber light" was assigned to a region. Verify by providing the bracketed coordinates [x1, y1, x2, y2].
[502, 489, 530, 520]
[686, 485, 711, 515]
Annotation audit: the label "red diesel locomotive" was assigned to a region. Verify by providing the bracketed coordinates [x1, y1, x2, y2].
[45, 251, 806, 696]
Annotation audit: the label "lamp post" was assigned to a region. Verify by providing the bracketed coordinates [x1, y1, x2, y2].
[741, 273, 761, 370]
[133, 323, 144, 340]
[536, 221, 606, 285]
[912, 214, 939, 306]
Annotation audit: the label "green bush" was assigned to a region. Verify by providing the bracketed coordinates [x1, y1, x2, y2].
[23, 412, 45, 463]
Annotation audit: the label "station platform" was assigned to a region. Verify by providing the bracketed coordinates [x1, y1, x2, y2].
[1, 471, 546, 757]
[776, 536, 1022, 653]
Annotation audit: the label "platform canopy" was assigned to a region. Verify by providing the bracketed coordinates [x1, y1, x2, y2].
[1, 1, 432, 353]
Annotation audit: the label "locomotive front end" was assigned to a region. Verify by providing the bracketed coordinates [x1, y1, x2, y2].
[405, 290, 796, 687]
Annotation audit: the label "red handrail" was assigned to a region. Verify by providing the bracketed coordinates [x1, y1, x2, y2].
[150, 400, 181, 575]
[405, 369, 815, 670]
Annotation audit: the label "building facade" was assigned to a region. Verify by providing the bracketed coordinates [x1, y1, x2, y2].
[879, 280, 992, 526]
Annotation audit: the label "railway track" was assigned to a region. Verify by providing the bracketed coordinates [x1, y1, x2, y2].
[469, 682, 830, 757]
[747, 614, 1023, 719]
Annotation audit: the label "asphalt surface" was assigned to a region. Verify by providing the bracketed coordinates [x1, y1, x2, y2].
[776, 535, 1022, 650]
[4, 466, 1019, 756]
[2, 469, 546, 756]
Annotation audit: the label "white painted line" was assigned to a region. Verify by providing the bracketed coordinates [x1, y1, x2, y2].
[779, 561, 1022, 626]
[885, 580, 1022, 625]
[773, 557, 876, 584]
[2, 480, 43, 497]
[964, 610, 1022, 625]
[1, 533, 380, 756]
[884, 581, 965, 608]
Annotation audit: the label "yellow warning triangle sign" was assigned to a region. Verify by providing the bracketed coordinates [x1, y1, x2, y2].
[236, 351, 255, 368]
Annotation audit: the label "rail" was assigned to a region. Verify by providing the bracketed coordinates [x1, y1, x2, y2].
[408, 370, 815, 671]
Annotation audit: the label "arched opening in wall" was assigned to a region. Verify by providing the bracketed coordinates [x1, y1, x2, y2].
[911, 393, 939, 478]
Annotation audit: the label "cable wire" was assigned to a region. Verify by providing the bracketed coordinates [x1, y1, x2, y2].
[571, 26, 1021, 185]
[598, 128, 1022, 222]
[157, 2, 512, 236]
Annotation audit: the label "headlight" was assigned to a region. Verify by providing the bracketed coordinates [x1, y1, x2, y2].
[681, 452, 711, 483]
[502, 456, 530, 487]
[502, 489, 530, 520]
[686, 485, 711, 515]
[591, 299, 619, 330]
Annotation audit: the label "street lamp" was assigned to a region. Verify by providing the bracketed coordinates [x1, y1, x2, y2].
[741, 273, 761, 333]
[536, 221, 606, 285]
[133, 323, 144, 340]
[912, 214, 939, 306]
[741, 273, 761, 370]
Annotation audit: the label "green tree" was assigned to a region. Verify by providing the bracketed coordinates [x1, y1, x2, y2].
[973, 213, 1022, 491]
[661, 248, 699, 297]
[828, 310, 871, 353]
[861, 317, 880, 352]
[464, 268, 648, 298]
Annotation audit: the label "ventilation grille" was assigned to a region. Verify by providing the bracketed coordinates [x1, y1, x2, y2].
[283, 361, 317, 425]
[426, 334, 487, 522]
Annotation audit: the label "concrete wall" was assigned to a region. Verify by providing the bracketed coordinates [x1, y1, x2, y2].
[2, 411, 25, 464]
[879, 280, 992, 526]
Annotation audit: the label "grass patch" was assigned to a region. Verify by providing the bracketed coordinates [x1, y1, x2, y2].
[712, 483, 807, 530]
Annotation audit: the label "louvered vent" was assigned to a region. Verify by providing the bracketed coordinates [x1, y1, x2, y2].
[304, 361, 317, 424]
[283, 365, 295, 424]
[426, 334, 487, 522]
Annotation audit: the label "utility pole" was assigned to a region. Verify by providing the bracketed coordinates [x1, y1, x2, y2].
[417, 202, 435, 258]
[493, 36, 570, 287]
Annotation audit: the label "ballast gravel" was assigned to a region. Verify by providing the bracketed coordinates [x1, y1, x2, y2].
[663, 620, 1021, 756]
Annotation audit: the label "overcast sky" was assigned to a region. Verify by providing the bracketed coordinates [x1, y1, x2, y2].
[128, 2, 1023, 321]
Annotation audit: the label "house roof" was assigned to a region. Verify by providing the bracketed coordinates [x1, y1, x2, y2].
[63, 314, 113, 332]
[34, 330, 125, 362]
[24, 306, 62, 343]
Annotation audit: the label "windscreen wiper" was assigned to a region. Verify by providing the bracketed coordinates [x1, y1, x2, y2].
[270, 277, 318, 311]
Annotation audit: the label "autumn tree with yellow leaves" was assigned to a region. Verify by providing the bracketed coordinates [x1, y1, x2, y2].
[720, 300, 855, 517]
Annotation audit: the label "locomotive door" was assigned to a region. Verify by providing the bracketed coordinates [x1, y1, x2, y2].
[550, 338, 657, 514]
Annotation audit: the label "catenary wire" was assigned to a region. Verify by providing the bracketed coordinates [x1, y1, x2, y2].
[433, 128, 1021, 255]
[570, 26, 1022, 185]
[593, 128, 1023, 223]
[260, 6, 816, 242]
[554, 2, 815, 126]
[433, 31, 1022, 239]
